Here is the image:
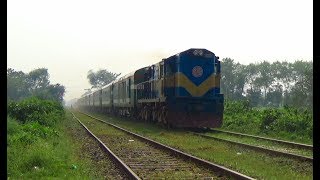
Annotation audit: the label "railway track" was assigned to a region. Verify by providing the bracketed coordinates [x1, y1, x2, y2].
[211, 129, 313, 150]
[72, 111, 255, 180]
[189, 129, 313, 163]
[71, 112, 140, 179]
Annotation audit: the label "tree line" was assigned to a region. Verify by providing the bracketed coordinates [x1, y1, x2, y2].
[82, 69, 121, 96]
[7, 68, 66, 103]
[82, 60, 313, 111]
[220, 58, 313, 110]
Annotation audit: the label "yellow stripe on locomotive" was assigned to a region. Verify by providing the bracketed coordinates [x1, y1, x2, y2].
[165, 72, 221, 97]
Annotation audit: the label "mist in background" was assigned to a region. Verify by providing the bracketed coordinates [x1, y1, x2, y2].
[7, 0, 313, 102]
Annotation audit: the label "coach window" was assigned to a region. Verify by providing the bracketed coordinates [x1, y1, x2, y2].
[144, 68, 149, 81]
[118, 84, 120, 98]
[128, 79, 131, 98]
[124, 81, 126, 99]
[160, 64, 164, 78]
[122, 82, 124, 99]
[149, 67, 153, 79]
[166, 63, 174, 76]
[154, 66, 159, 80]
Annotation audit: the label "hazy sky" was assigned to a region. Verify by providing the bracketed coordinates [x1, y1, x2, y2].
[7, 0, 313, 101]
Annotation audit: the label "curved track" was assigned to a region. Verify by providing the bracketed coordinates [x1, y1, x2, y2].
[75, 111, 255, 180]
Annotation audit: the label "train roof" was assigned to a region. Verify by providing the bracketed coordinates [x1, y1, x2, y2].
[101, 81, 114, 90]
[119, 71, 135, 80]
[100, 71, 135, 90]
[165, 48, 216, 60]
[112, 71, 135, 84]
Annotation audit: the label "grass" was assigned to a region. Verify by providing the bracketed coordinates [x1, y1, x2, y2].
[7, 97, 130, 179]
[203, 131, 313, 157]
[7, 111, 115, 179]
[221, 101, 313, 144]
[79, 110, 313, 180]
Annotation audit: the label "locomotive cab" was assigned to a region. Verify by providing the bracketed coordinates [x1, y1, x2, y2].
[163, 48, 224, 128]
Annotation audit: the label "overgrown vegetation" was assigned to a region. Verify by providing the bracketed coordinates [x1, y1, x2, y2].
[222, 100, 313, 143]
[7, 97, 103, 178]
[7, 97, 64, 177]
[7, 67, 117, 178]
[8, 97, 64, 126]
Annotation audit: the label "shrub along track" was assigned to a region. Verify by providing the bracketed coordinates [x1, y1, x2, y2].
[189, 129, 312, 162]
[72, 111, 255, 180]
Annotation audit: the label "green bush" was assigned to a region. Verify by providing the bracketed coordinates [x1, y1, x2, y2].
[260, 109, 281, 131]
[7, 97, 64, 126]
[222, 100, 313, 143]
[225, 100, 251, 114]
[8, 120, 59, 146]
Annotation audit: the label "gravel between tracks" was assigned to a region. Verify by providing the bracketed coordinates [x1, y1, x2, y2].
[65, 112, 129, 179]
[77, 113, 229, 179]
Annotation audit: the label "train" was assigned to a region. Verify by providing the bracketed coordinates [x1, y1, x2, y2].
[76, 48, 224, 128]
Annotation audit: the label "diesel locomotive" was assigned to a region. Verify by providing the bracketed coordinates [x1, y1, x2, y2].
[76, 48, 224, 128]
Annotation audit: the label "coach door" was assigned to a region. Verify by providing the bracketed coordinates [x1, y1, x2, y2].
[111, 84, 114, 107]
[160, 61, 164, 97]
[128, 78, 131, 104]
[99, 89, 102, 108]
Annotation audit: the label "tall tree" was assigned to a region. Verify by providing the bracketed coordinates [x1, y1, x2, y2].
[246, 87, 262, 107]
[221, 58, 236, 100]
[42, 84, 66, 103]
[87, 69, 121, 89]
[27, 68, 50, 92]
[244, 63, 258, 94]
[254, 61, 274, 104]
[288, 63, 313, 109]
[7, 68, 30, 101]
[265, 83, 283, 107]
[233, 64, 247, 100]
[219, 59, 312, 109]
[7, 68, 66, 103]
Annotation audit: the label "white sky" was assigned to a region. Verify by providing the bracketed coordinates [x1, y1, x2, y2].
[7, 0, 313, 102]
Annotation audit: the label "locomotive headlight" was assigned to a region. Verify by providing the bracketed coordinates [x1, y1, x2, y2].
[193, 50, 198, 56]
[198, 50, 203, 56]
[193, 49, 203, 56]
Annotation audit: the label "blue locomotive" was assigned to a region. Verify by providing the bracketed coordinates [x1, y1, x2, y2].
[76, 48, 224, 128]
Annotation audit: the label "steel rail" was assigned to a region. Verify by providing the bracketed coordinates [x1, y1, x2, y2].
[71, 112, 141, 180]
[78, 111, 256, 180]
[190, 132, 313, 163]
[210, 129, 313, 150]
